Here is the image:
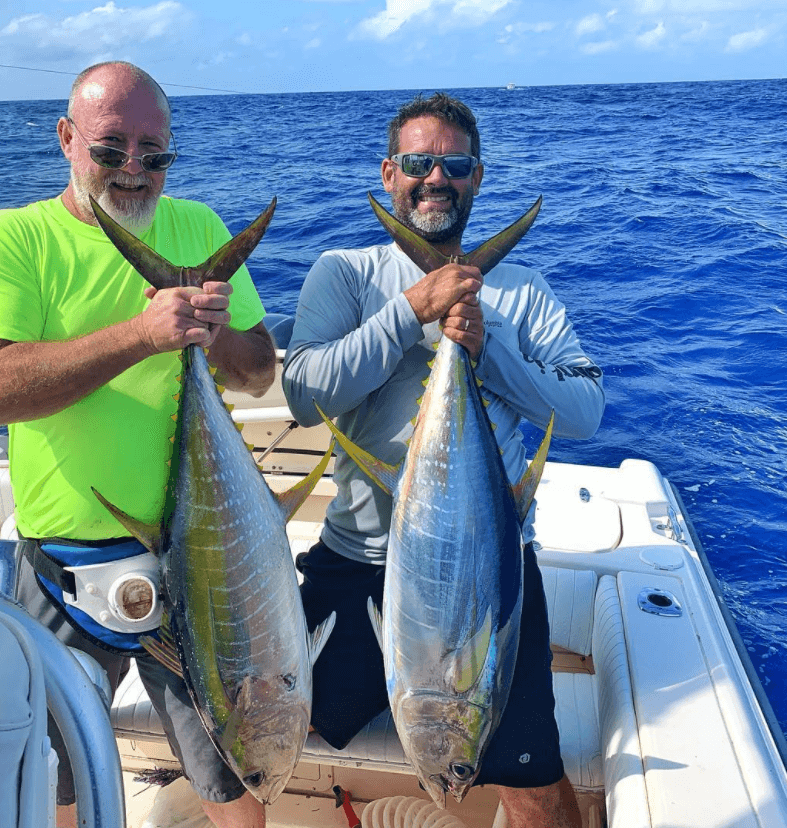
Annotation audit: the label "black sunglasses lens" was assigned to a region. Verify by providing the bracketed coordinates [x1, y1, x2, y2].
[442, 156, 474, 178]
[401, 154, 435, 177]
[89, 146, 128, 169]
[142, 153, 176, 172]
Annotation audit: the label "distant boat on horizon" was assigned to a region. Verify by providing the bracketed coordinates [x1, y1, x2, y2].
[505, 82, 516, 90]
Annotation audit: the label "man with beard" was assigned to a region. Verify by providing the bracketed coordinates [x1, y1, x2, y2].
[0, 62, 271, 827]
[283, 93, 603, 827]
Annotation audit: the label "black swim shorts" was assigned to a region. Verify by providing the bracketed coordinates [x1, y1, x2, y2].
[297, 539, 565, 790]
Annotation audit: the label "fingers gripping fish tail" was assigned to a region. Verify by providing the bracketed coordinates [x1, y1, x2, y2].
[89, 195, 277, 290]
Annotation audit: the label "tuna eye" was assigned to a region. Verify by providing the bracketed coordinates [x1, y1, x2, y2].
[450, 763, 475, 781]
[244, 771, 265, 787]
[281, 673, 296, 690]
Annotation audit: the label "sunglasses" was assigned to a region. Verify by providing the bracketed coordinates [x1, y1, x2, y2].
[67, 118, 178, 173]
[390, 153, 479, 179]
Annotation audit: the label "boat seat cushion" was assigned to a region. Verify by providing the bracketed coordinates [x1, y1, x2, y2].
[111, 565, 602, 791]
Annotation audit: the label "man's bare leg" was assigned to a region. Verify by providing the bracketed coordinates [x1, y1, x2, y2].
[201, 791, 266, 827]
[496, 774, 582, 828]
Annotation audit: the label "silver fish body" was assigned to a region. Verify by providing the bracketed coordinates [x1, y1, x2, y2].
[88, 196, 334, 805]
[378, 337, 525, 806]
[162, 345, 319, 804]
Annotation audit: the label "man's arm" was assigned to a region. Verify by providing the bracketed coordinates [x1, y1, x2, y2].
[0, 282, 274, 423]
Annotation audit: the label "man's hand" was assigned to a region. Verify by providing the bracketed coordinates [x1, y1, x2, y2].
[442, 292, 484, 361]
[404, 263, 482, 325]
[136, 281, 233, 354]
[404, 264, 484, 361]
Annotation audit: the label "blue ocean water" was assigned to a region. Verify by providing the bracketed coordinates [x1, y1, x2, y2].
[1, 80, 785, 735]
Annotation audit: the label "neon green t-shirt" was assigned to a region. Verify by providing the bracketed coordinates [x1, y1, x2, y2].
[0, 195, 266, 540]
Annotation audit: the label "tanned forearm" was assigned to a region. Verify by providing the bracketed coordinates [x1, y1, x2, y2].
[208, 321, 276, 398]
[0, 319, 150, 424]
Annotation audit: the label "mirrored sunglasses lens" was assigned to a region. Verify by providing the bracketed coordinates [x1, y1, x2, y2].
[142, 153, 176, 172]
[442, 156, 474, 178]
[89, 146, 128, 169]
[401, 154, 435, 177]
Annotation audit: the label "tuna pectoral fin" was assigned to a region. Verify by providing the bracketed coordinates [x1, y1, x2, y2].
[314, 401, 400, 496]
[275, 437, 335, 522]
[91, 487, 161, 553]
[448, 606, 493, 694]
[309, 611, 337, 667]
[90, 197, 183, 290]
[463, 196, 543, 276]
[368, 193, 448, 275]
[511, 410, 554, 523]
[367, 597, 383, 651]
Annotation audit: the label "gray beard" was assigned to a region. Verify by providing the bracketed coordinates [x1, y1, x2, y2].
[405, 205, 459, 237]
[72, 172, 158, 236]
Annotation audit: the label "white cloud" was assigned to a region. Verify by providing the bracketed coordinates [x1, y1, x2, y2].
[305, 37, 322, 49]
[581, 39, 619, 54]
[576, 14, 605, 36]
[637, 20, 666, 47]
[354, 0, 511, 40]
[1, 1, 185, 58]
[726, 27, 768, 51]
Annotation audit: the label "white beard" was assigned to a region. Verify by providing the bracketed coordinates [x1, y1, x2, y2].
[71, 170, 160, 236]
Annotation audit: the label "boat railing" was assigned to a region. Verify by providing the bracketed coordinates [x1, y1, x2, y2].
[1, 540, 126, 828]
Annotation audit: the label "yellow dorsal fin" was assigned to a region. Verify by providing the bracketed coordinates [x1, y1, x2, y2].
[225, 402, 234, 413]
[172, 392, 181, 402]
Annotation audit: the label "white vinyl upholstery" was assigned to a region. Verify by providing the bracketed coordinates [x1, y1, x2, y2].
[111, 565, 604, 792]
[592, 576, 650, 828]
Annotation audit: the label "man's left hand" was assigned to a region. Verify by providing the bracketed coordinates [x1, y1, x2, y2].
[442, 292, 484, 361]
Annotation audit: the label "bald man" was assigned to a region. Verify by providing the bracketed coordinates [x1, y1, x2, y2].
[0, 62, 271, 827]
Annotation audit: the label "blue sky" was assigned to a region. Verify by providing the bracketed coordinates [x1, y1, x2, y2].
[1, 0, 785, 100]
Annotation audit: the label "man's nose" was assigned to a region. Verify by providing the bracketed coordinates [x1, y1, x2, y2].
[423, 160, 449, 186]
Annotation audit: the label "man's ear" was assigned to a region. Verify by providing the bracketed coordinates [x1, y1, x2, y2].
[381, 158, 396, 193]
[58, 117, 75, 161]
[472, 161, 484, 196]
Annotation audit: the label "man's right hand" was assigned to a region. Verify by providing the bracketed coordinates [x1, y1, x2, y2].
[404, 263, 482, 326]
[135, 283, 232, 354]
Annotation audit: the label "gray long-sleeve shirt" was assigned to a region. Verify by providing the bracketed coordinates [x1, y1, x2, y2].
[283, 242, 604, 563]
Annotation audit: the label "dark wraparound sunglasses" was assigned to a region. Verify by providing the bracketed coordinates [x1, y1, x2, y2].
[390, 153, 479, 179]
[67, 118, 178, 173]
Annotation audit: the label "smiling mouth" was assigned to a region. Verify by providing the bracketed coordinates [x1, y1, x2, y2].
[414, 188, 454, 211]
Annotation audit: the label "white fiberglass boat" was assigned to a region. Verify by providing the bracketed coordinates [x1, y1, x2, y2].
[2, 324, 786, 828]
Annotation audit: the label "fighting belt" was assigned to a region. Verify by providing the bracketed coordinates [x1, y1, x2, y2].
[24, 538, 161, 655]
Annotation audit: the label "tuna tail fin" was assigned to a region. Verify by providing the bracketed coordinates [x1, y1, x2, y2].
[274, 437, 335, 522]
[463, 196, 542, 275]
[89, 195, 276, 290]
[367, 192, 542, 276]
[90, 196, 182, 288]
[314, 400, 400, 496]
[91, 487, 161, 553]
[309, 611, 337, 667]
[511, 410, 554, 523]
[368, 192, 449, 274]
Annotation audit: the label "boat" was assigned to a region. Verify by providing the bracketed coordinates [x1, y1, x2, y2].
[2, 314, 787, 827]
[505, 83, 516, 91]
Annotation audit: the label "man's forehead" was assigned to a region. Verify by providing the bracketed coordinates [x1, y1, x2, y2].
[78, 81, 105, 105]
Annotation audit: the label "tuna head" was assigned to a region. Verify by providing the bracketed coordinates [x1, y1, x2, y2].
[219, 673, 312, 804]
[397, 691, 491, 805]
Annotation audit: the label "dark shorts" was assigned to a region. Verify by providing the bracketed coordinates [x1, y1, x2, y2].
[297, 539, 565, 790]
[16, 555, 245, 806]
